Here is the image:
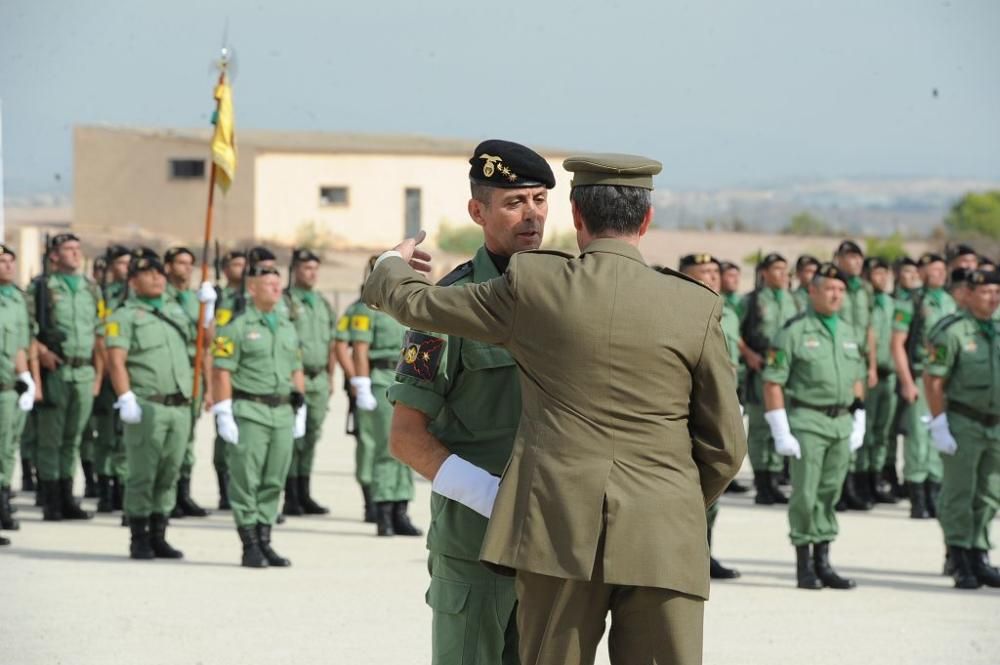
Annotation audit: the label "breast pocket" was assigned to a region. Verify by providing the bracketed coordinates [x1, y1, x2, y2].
[958, 343, 992, 388]
[134, 321, 167, 351]
[453, 341, 520, 433]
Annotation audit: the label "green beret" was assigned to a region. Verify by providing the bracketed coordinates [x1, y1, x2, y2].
[563, 153, 662, 190]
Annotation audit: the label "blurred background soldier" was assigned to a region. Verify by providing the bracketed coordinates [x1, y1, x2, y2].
[793, 255, 821, 313]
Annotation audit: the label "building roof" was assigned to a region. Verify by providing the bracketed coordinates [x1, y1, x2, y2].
[78, 125, 575, 158]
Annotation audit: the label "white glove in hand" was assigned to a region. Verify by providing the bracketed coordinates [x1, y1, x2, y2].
[114, 390, 143, 424]
[212, 399, 240, 445]
[765, 408, 801, 459]
[16, 371, 36, 411]
[293, 405, 307, 438]
[432, 454, 500, 519]
[351, 376, 378, 411]
[198, 281, 217, 327]
[849, 409, 867, 452]
[929, 413, 958, 455]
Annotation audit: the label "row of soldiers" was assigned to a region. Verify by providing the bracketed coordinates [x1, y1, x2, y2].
[682, 241, 999, 590]
[0, 235, 423, 563]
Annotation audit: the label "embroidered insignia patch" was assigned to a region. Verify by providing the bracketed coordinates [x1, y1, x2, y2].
[212, 336, 235, 358]
[396, 331, 445, 381]
[804, 339, 820, 349]
[216, 308, 233, 326]
[104, 321, 120, 338]
[350, 315, 371, 332]
[336, 315, 350, 332]
[97, 299, 109, 321]
[247, 331, 261, 341]
[767, 348, 785, 367]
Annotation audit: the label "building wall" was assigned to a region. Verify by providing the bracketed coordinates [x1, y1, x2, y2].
[252, 152, 575, 248]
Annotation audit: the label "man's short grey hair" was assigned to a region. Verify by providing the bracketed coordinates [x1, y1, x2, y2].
[470, 182, 494, 207]
[570, 185, 651, 236]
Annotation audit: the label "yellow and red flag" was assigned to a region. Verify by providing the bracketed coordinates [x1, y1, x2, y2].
[211, 73, 236, 191]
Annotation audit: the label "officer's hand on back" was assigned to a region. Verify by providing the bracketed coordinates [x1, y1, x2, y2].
[212, 399, 240, 445]
[929, 413, 958, 455]
[765, 408, 802, 459]
[350, 377, 378, 411]
[114, 391, 143, 424]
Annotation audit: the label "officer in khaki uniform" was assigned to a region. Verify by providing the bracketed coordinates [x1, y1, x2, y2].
[28, 232, 101, 521]
[762, 263, 867, 590]
[105, 249, 194, 559]
[387, 140, 553, 665]
[925, 269, 1000, 590]
[0, 244, 37, 542]
[363, 153, 746, 665]
[282, 248, 336, 516]
[211, 264, 307, 568]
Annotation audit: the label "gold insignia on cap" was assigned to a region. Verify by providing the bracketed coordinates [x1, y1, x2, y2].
[479, 154, 502, 178]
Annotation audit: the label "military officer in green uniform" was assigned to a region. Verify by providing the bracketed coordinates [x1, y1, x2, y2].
[763, 263, 868, 590]
[740, 252, 798, 504]
[925, 268, 1000, 590]
[349, 272, 421, 537]
[891, 253, 956, 518]
[720, 261, 744, 317]
[947, 243, 980, 273]
[281, 248, 336, 516]
[0, 244, 37, 542]
[387, 139, 552, 664]
[29, 233, 101, 521]
[793, 255, 820, 313]
[105, 249, 193, 559]
[211, 264, 306, 568]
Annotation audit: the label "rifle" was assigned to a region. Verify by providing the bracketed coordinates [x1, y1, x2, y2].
[34, 234, 66, 406]
[233, 247, 249, 317]
[739, 252, 767, 404]
[213, 240, 221, 283]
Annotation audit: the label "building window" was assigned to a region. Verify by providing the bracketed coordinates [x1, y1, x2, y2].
[169, 159, 206, 179]
[320, 186, 349, 207]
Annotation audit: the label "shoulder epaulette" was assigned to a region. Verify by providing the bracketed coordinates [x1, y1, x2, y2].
[524, 249, 575, 259]
[654, 266, 717, 294]
[436, 261, 474, 287]
[782, 311, 809, 330]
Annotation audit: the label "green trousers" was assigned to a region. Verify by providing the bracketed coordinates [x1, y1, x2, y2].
[36, 372, 95, 482]
[94, 383, 127, 479]
[707, 501, 719, 531]
[938, 412, 1000, 550]
[179, 393, 204, 479]
[902, 377, 943, 483]
[427, 553, 519, 665]
[362, 379, 414, 503]
[747, 402, 784, 474]
[289, 379, 330, 478]
[79, 414, 96, 465]
[856, 374, 897, 473]
[0, 391, 27, 486]
[213, 433, 228, 477]
[123, 400, 190, 517]
[788, 425, 850, 546]
[226, 416, 293, 528]
[20, 409, 36, 463]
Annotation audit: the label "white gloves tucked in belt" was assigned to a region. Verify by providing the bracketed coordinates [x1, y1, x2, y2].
[849, 409, 866, 452]
[351, 376, 378, 411]
[115, 390, 143, 424]
[929, 413, 958, 455]
[432, 454, 500, 519]
[212, 399, 240, 445]
[765, 408, 801, 459]
[16, 371, 35, 412]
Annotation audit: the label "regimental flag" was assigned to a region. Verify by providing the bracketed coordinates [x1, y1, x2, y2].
[211, 73, 237, 192]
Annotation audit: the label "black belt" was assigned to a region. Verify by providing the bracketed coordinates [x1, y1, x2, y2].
[370, 358, 397, 370]
[949, 401, 1000, 428]
[232, 389, 290, 407]
[64, 357, 92, 368]
[790, 399, 850, 418]
[143, 393, 191, 407]
[876, 367, 894, 379]
[304, 366, 327, 379]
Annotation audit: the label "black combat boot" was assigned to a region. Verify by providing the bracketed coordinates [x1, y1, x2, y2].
[813, 542, 856, 589]
[217, 470, 231, 510]
[907, 482, 929, 519]
[237, 525, 268, 568]
[970, 549, 1000, 588]
[282, 477, 304, 516]
[392, 501, 423, 536]
[885, 463, 907, 499]
[362, 485, 375, 523]
[0, 533, 9, 546]
[42, 480, 62, 521]
[82, 461, 98, 498]
[768, 472, 789, 504]
[21, 459, 35, 492]
[778, 459, 791, 486]
[128, 517, 155, 560]
[375, 502, 395, 537]
[870, 471, 898, 504]
[942, 549, 956, 576]
[299, 476, 329, 515]
[96, 476, 114, 513]
[148, 513, 183, 559]
[724, 479, 750, 494]
[256, 523, 291, 567]
[112, 476, 124, 511]
[753, 472, 775, 505]
[708, 527, 740, 579]
[925, 480, 941, 518]
[59, 478, 92, 520]
[35, 478, 44, 507]
[0, 486, 19, 531]
[795, 545, 823, 589]
[175, 477, 209, 517]
[840, 474, 871, 511]
[948, 546, 981, 590]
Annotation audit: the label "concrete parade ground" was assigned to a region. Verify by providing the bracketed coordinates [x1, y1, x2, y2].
[1, 385, 997, 665]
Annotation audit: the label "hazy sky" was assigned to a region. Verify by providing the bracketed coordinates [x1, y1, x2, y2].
[1, 0, 998, 197]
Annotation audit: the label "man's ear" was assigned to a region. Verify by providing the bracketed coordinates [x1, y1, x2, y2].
[468, 199, 486, 228]
[571, 200, 583, 231]
[638, 205, 654, 237]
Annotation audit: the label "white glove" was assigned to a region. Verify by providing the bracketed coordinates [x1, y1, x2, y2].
[16, 371, 36, 411]
[432, 454, 500, 519]
[198, 281, 217, 327]
[114, 390, 143, 424]
[351, 376, 378, 411]
[212, 399, 240, 445]
[929, 413, 958, 455]
[765, 408, 801, 459]
[849, 409, 866, 452]
[293, 405, 307, 438]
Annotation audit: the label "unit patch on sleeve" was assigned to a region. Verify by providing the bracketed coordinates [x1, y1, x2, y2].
[396, 330, 445, 381]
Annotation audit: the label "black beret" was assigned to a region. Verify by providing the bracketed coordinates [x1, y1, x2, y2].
[678, 253, 719, 270]
[222, 250, 246, 265]
[128, 247, 164, 277]
[247, 265, 280, 278]
[48, 233, 80, 251]
[0, 244, 15, 260]
[919, 252, 945, 267]
[758, 252, 787, 270]
[978, 255, 996, 269]
[292, 248, 321, 264]
[950, 267, 972, 285]
[835, 240, 864, 257]
[164, 246, 195, 264]
[865, 256, 889, 271]
[968, 269, 1000, 286]
[93, 256, 107, 271]
[895, 256, 918, 269]
[248, 246, 277, 264]
[106, 244, 131, 261]
[470, 139, 555, 189]
[719, 261, 740, 272]
[948, 243, 977, 260]
[814, 262, 849, 285]
[796, 254, 820, 271]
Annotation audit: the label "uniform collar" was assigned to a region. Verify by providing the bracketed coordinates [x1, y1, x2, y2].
[473, 245, 502, 281]
[580, 238, 646, 266]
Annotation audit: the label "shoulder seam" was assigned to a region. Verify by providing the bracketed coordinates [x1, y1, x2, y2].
[655, 266, 717, 294]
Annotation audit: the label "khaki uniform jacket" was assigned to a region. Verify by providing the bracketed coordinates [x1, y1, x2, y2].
[363, 239, 746, 598]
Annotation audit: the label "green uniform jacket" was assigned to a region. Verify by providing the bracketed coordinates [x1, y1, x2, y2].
[347, 301, 406, 386]
[334, 300, 363, 344]
[792, 286, 810, 314]
[0, 286, 31, 385]
[871, 291, 896, 372]
[285, 287, 335, 383]
[104, 297, 194, 398]
[723, 291, 744, 318]
[840, 277, 872, 354]
[388, 247, 522, 562]
[27, 273, 101, 383]
[927, 312, 1000, 421]
[893, 288, 957, 373]
[763, 311, 866, 439]
[166, 283, 200, 362]
[740, 287, 798, 352]
[362, 239, 747, 599]
[720, 304, 741, 371]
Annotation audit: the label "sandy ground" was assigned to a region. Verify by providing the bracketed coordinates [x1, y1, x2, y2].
[1, 381, 996, 665]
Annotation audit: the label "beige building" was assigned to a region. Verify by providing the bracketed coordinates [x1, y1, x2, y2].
[74, 126, 576, 250]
